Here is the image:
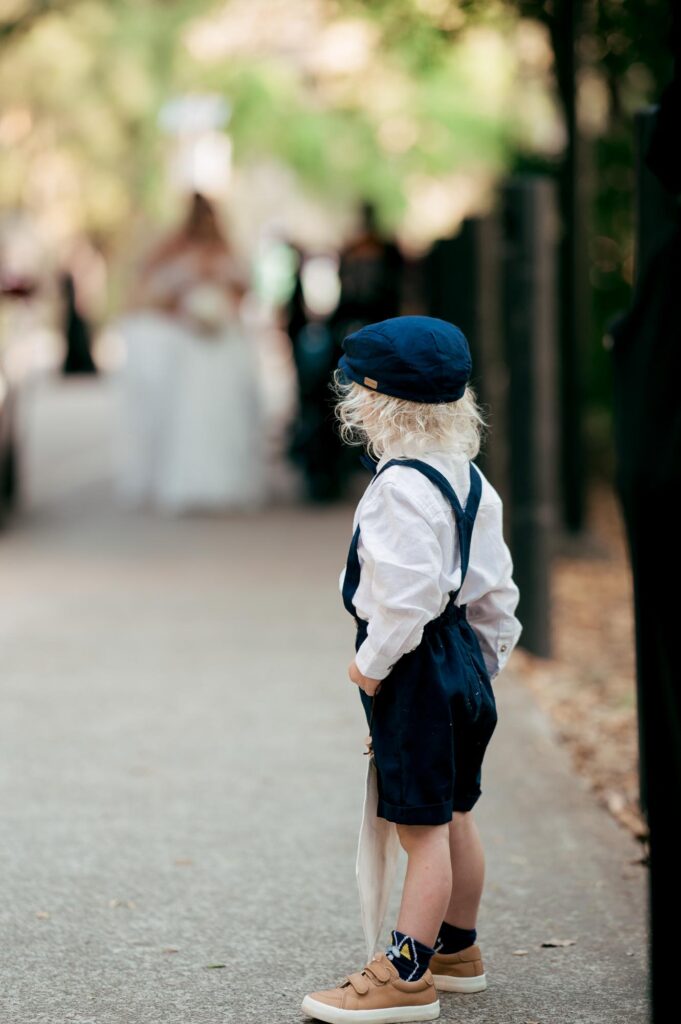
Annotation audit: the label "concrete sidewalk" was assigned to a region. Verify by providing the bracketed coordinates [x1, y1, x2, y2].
[0, 379, 648, 1023]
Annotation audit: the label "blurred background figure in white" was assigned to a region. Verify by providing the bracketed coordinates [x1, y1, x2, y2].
[114, 192, 266, 513]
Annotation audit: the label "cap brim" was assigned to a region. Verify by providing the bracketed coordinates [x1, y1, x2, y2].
[336, 356, 366, 390]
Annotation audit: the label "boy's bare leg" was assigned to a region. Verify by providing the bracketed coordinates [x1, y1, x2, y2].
[443, 810, 485, 928]
[395, 822, 452, 948]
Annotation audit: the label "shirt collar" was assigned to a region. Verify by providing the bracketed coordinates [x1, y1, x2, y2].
[374, 446, 461, 472]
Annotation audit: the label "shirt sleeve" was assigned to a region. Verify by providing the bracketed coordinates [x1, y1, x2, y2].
[354, 481, 444, 680]
[464, 499, 523, 681]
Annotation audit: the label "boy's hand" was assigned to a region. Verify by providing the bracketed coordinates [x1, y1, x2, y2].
[349, 660, 382, 697]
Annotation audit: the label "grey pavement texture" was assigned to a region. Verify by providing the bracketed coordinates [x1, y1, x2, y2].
[0, 379, 648, 1023]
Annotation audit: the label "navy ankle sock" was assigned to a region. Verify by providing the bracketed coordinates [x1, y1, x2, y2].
[434, 921, 477, 954]
[385, 929, 435, 982]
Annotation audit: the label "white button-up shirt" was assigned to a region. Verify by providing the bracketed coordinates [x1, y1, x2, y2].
[340, 448, 523, 681]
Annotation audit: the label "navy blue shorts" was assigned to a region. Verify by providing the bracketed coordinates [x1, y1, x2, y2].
[356, 600, 498, 826]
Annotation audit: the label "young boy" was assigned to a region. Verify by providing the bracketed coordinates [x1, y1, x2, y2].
[302, 316, 522, 1024]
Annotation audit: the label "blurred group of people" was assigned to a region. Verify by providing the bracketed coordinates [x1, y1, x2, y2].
[1, 190, 412, 514]
[113, 193, 406, 513]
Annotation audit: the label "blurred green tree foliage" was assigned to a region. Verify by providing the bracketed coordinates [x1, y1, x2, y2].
[0, 0, 548, 241]
[0, 0, 672, 424]
[511, 0, 672, 416]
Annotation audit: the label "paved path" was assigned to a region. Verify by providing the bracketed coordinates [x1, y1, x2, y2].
[0, 378, 649, 1023]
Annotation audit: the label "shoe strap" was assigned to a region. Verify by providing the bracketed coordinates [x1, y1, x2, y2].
[344, 972, 370, 995]
[363, 957, 394, 984]
[344, 956, 394, 994]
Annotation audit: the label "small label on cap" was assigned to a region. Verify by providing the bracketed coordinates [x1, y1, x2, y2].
[363, 376, 378, 389]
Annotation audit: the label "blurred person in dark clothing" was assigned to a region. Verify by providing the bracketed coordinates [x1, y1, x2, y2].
[60, 270, 97, 375]
[285, 245, 344, 502]
[289, 204, 404, 501]
[329, 203, 404, 479]
[609, 27, 680, 1021]
[330, 202, 404, 339]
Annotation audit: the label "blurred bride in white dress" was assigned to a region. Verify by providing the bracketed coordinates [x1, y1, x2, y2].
[115, 193, 266, 512]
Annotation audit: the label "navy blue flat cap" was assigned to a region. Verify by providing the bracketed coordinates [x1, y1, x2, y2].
[338, 315, 472, 404]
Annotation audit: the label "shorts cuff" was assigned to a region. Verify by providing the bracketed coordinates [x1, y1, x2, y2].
[452, 791, 482, 812]
[377, 798, 454, 825]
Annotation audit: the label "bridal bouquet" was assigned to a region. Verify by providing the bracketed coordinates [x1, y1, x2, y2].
[181, 282, 236, 337]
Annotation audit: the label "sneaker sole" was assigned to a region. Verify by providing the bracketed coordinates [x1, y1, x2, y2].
[301, 995, 441, 1023]
[432, 973, 487, 993]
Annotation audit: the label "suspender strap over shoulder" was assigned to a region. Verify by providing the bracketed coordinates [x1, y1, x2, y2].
[342, 456, 483, 618]
[342, 525, 362, 616]
[373, 458, 482, 597]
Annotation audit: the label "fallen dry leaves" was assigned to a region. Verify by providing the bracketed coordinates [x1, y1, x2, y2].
[511, 481, 647, 846]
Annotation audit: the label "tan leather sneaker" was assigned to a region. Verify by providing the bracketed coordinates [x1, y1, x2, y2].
[428, 943, 487, 993]
[301, 951, 440, 1023]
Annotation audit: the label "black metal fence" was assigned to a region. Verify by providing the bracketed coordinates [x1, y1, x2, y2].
[421, 175, 560, 658]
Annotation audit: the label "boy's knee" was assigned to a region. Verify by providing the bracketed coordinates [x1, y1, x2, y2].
[396, 821, 449, 853]
[450, 809, 475, 831]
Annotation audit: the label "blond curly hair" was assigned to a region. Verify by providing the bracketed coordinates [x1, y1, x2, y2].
[332, 369, 487, 461]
